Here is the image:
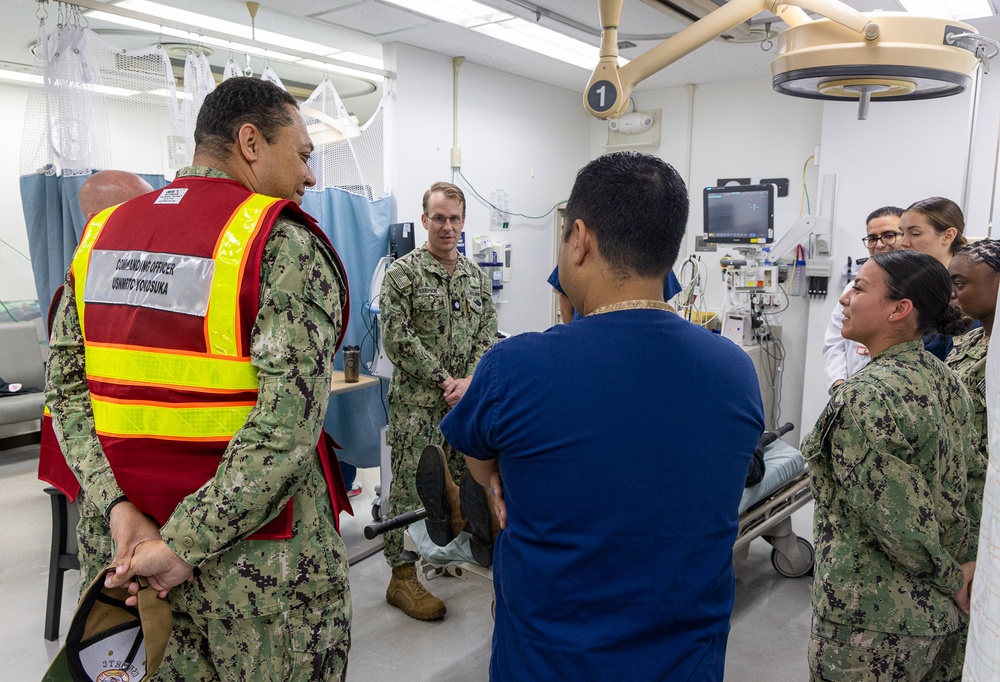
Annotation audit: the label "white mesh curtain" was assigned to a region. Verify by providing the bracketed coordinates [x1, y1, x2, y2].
[20, 6, 388, 195]
[302, 79, 387, 201]
[19, 9, 220, 177]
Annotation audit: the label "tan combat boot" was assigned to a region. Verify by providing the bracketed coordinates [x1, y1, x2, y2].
[386, 564, 446, 621]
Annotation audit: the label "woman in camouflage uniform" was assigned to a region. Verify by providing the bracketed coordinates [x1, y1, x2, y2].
[947, 239, 1000, 554]
[947, 240, 1000, 448]
[803, 250, 976, 681]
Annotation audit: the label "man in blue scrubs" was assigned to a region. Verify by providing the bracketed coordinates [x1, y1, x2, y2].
[441, 151, 764, 681]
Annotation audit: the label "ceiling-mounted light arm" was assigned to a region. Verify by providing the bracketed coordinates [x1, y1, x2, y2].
[584, 0, 878, 119]
[946, 31, 1000, 74]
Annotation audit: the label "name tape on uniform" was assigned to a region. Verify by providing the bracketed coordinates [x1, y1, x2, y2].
[84, 249, 215, 316]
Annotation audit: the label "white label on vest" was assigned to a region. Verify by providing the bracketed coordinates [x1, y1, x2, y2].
[84, 250, 215, 316]
[154, 187, 188, 204]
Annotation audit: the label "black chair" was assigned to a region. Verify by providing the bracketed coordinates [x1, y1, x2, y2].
[43, 487, 80, 641]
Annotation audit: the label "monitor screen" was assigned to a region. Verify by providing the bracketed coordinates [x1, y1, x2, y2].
[703, 184, 774, 244]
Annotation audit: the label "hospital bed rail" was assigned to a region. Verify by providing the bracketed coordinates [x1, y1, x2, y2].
[733, 422, 814, 578]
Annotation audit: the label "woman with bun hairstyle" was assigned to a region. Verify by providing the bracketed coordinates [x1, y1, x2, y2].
[803, 250, 976, 681]
[899, 197, 971, 360]
[899, 196, 968, 266]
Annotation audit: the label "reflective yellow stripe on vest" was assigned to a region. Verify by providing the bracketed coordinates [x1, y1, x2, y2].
[90, 396, 254, 440]
[207, 194, 282, 356]
[85, 344, 258, 391]
[71, 204, 123, 342]
[71, 191, 282, 440]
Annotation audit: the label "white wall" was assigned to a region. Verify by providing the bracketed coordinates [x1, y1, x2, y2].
[385, 43, 592, 335]
[0, 82, 36, 304]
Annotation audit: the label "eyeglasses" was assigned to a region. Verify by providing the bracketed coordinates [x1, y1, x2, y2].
[862, 231, 904, 248]
[428, 214, 465, 227]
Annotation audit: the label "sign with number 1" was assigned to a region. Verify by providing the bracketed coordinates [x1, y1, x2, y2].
[587, 80, 618, 113]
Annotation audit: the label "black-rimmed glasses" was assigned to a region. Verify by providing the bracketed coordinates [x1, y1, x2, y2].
[862, 231, 904, 248]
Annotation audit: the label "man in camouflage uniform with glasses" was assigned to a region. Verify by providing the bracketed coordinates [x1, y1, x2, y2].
[822, 205, 904, 394]
[379, 181, 497, 620]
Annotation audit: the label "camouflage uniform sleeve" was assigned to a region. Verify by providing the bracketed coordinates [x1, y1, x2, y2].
[380, 261, 449, 386]
[160, 217, 344, 564]
[45, 276, 126, 516]
[829, 389, 965, 594]
[465, 268, 498, 377]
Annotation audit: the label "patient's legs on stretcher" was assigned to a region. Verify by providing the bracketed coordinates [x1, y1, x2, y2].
[460, 468, 496, 568]
[417, 445, 499, 567]
[416, 444, 466, 544]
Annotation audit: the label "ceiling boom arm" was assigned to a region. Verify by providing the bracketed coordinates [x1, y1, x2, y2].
[585, 0, 878, 118]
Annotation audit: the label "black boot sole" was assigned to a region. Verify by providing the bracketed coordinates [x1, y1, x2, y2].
[460, 469, 494, 568]
[415, 445, 455, 547]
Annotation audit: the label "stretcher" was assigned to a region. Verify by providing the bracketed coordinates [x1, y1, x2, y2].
[733, 438, 815, 578]
[364, 430, 815, 588]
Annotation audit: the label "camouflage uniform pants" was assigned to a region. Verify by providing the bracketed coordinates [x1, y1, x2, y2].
[75, 491, 114, 594]
[809, 617, 965, 681]
[383, 399, 466, 568]
[153, 585, 351, 681]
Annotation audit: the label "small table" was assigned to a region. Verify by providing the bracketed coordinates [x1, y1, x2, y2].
[328, 370, 384, 564]
[330, 371, 381, 395]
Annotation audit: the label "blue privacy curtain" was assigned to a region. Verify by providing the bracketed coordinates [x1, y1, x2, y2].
[19, 170, 168, 326]
[304, 187, 392, 469]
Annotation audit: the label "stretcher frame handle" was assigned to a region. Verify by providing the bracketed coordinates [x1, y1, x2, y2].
[364, 508, 427, 540]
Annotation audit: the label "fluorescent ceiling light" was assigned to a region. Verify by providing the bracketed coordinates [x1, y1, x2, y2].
[0, 67, 140, 96]
[899, 0, 992, 20]
[118, 0, 375, 62]
[147, 87, 193, 100]
[87, 1, 384, 82]
[66, 81, 142, 97]
[296, 59, 388, 81]
[473, 18, 601, 70]
[381, 0, 613, 69]
[380, 0, 511, 27]
[0, 69, 43, 85]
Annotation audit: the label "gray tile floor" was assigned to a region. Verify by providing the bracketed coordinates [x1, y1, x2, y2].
[1, 447, 812, 680]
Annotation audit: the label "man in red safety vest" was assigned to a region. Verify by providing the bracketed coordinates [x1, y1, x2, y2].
[46, 77, 353, 679]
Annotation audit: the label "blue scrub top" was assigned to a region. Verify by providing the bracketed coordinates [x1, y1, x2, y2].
[442, 310, 764, 680]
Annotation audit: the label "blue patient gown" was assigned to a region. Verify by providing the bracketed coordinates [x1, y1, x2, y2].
[441, 309, 764, 681]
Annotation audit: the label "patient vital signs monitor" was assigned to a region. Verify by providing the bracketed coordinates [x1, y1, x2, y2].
[704, 184, 774, 245]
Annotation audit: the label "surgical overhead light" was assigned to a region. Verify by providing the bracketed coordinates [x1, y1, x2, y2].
[585, 0, 998, 121]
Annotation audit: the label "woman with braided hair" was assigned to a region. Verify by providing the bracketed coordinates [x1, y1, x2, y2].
[948, 238, 1000, 405]
[947, 239, 999, 555]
